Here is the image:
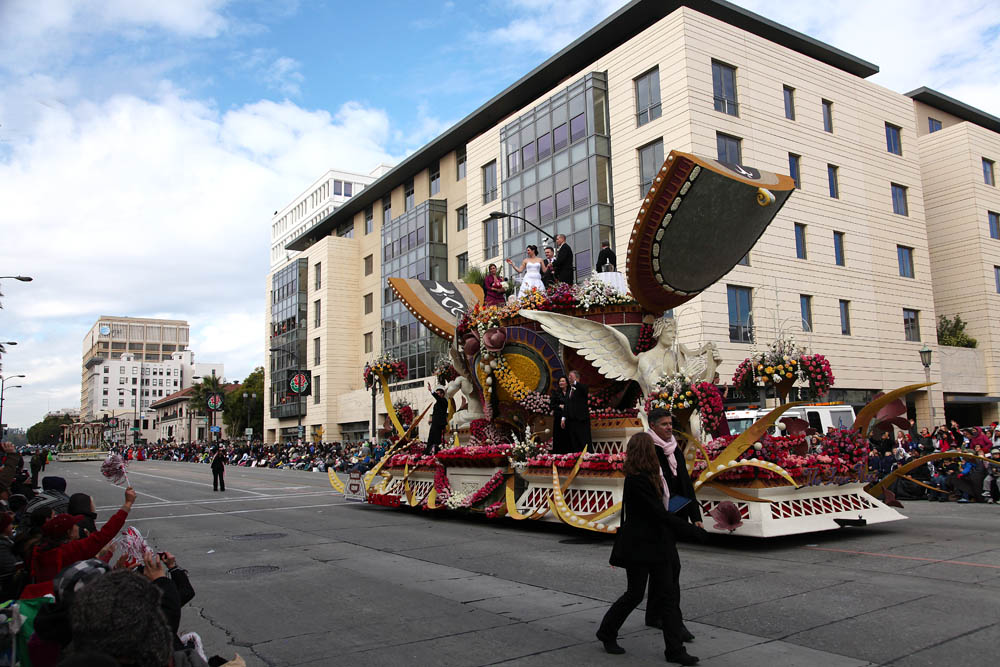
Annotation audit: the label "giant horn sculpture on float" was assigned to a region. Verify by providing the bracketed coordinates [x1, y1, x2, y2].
[331, 150, 916, 537]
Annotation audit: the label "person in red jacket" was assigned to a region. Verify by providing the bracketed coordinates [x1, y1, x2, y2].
[30, 487, 135, 585]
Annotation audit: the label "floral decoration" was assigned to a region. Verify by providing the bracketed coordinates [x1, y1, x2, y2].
[484, 500, 506, 518]
[633, 322, 655, 353]
[435, 444, 512, 467]
[518, 391, 551, 414]
[526, 451, 625, 471]
[363, 353, 408, 389]
[730, 335, 835, 400]
[433, 358, 458, 385]
[645, 374, 726, 435]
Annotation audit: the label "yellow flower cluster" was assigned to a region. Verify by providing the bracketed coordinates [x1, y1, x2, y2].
[494, 355, 529, 401]
[756, 358, 797, 383]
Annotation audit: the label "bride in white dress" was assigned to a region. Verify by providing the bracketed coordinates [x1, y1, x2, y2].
[507, 245, 546, 299]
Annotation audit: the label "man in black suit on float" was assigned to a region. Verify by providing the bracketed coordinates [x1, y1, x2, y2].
[541, 246, 556, 289]
[562, 370, 591, 452]
[550, 234, 575, 284]
[596, 240, 616, 273]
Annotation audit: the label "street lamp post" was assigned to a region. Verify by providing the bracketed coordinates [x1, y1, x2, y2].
[269, 347, 303, 444]
[919, 344, 934, 427]
[243, 391, 257, 443]
[0, 374, 26, 441]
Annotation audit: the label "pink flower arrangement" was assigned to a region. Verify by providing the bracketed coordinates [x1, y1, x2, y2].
[435, 444, 512, 466]
[801, 354, 835, 398]
[484, 500, 505, 518]
[518, 391, 551, 414]
[385, 453, 437, 468]
[526, 451, 625, 471]
[695, 430, 868, 483]
[363, 354, 408, 389]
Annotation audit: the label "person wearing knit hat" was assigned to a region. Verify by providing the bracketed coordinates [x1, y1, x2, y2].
[29, 559, 112, 665]
[67, 569, 174, 667]
[30, 486, 135, 587]
[25, 476, 70, 516]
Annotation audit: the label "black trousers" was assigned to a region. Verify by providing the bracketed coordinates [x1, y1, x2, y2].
[212, 469, 225, 491]
[598, 560, 683, 655]
[646, 545, 687, 629]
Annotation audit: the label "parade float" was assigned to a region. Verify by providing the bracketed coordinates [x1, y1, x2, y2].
[330, 150, 911, 537]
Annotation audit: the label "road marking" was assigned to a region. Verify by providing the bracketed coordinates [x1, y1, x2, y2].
[134, 490, 172, 503]
[126, 501, 356, 521]
[803, 546, 1000, 570]
[126, 470, 268, 495]
[96, 490, 336, 511]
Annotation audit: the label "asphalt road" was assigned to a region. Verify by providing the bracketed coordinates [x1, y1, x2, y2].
[51, 459, 999, 666]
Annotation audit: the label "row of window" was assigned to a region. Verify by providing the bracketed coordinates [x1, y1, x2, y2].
[728, 284, 922, 343]
[791, 224, 916, 277]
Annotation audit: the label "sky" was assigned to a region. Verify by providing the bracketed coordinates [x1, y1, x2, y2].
[1, 0, 998, 430]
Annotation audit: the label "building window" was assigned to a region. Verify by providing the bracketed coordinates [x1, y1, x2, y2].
[727, 285, 753, 343]
[638, 139, 664, 197]
[995, 266, 1000, 294]
[364, 254, 373, 276]
[364, 293, 373, 314]
[822, 99, 833, 132]
[344, 182, 353, 197]
[364, 332, 373, 354]
[404, 179, 415, 211]
[794, 223, 807, 259]
[314, 375, 320, 404]
[482, 161, 497, 204]
[484, 216, 499, 258]
[635, 67, 662, 126]
[570, 112, 586, 143]
[833, 231, 845, 266]
[788, 154, 801, 188]
[711, 60, 738, 116]
[928, 117, 942, 133]
[103, 377, 109, 384]
[828, 164, 839, 198]
[429, 163, 440, 195]
[897, 245, 915, 278]
[102, 399, 108, 407]
[456, 147, 466, 180]
[382, 195, 391, 226]
[716, 132, 742, 164]
[985, 158, 996, 186]
[456, 205, 468, 231]
[783, 85, 795, 120]
[737, 253, 749, 266]
[903, 308, 920, 342]
[456, 252, 468, 279]
[990, 211, 1000, 239]
[800, 294, 813, 332]
[333, 180, 342, 196]
[314, 337, 321, 365]
[839, 301, 851, 335]
[891, 183, 909, 216]
[314, 262, 321, 290]
[365, 205, 374, 235]
[886, 123, 902, 155]
[314, 299, 321, 328]
[553, 122, 568, 152]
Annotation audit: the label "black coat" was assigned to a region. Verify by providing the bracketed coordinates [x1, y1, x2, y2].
[596, 247, 616, 272]
[550, 389, 570, 454]
[653, 441, 703, 524]
[210, 453, 226, 472]
[564, 382, 591, 451]
[551, 243, 574, 283]
[610, 475, 702, 567]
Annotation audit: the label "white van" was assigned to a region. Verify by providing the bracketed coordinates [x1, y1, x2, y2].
[726, 404, 856, 436]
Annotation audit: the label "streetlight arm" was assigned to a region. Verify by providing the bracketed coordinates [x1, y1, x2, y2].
[487, 211, 553, 240]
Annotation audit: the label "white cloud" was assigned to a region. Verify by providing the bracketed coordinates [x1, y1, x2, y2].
[0, 84, 401, 428]
[482, 0, 629, 54]
[728, 0, 1000, 115]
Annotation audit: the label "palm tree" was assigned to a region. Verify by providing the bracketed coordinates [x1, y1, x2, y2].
[189, 374, 225, 441]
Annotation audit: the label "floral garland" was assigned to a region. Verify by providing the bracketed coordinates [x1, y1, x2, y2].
[362, 353, 407, 389]
[433, 465, 451, 498]
[442, 470, 507, 510]
[645, 374, 725, 434]
[729, 336, 835, 400]
[385, 453, 437, 468]
[484, 500, 506, 518]
[433, 358, 458, 385]
[435, 444, 512, 466]
[633, 322, 655, 353]
[693, 430, 869, 482]
[526, 451, 625, 471]
[518, 391, 551, 414]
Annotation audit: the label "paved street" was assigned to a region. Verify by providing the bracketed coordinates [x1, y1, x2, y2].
[53, 459, 998, 666]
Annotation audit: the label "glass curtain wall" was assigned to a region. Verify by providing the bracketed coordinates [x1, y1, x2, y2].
[381, 199, 449, 380]
[269, 258, 308, 419]
[499, 72, 613, 283]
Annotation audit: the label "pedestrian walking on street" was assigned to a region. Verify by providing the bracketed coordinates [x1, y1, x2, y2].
[211, 447, 226, 492]
[596, 433, 706, 665]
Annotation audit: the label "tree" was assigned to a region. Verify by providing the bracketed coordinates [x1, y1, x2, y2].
[188, 374, 226, 440]
[27, 414, 74, 445]
[222, 367, 264, 439]
[937, 314, 977, 348]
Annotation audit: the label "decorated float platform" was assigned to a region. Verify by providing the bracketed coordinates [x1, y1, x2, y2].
[334, 151, 917, 538]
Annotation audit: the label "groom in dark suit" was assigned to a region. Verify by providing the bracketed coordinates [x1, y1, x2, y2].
[550, 234, 575, 284]
[562, 370, 591, 452]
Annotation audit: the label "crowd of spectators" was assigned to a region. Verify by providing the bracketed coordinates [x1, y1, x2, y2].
[0, 443, 242, 666]
[863, 419, 1000, 503]
[138, 439, 390, 473]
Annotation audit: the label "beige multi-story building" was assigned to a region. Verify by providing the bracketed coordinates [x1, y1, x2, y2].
[264, 0, 999, 443]
[910, 88, 1000, 424]
[82, 316, 191, 421]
